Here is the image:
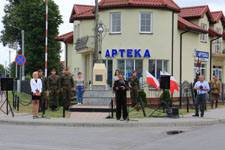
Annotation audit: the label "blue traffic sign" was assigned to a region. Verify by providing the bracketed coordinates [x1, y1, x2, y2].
[1, 75, 5, 78]
[15, 54, 26, 66]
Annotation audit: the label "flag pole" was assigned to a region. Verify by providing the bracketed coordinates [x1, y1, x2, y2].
[45, 0, 48, 77]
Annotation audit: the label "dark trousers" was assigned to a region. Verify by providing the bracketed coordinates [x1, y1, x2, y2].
[49, 90, 59, 109]
[130, 89, 138, 106]
[62, 88, 71, 108]
[116, 94, 128, 120]
[195, 94, 206, 116]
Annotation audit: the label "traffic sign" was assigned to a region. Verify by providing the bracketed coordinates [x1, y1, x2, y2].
[1, 75, 5, 78]
[15, 55, 26, 66]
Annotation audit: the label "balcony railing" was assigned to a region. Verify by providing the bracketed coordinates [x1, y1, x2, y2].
[75, 36, 94, 53]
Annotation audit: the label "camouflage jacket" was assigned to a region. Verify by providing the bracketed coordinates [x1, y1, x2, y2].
[48, 75, 60, 90]
[128, 76, 140, 90]
[60, 73, 74, 88]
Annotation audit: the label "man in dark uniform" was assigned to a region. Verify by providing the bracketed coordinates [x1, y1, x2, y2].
[113, 74, 129, 120]
[61, 68, 74, 110]
[38, 69, 48, 112]
[128, 70, 140, 107]
[48, 69, 60, 111]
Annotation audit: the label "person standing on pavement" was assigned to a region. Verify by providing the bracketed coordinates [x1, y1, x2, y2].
[30, 72, 42, 119]
[128, 71, 140, 107]
[113, 70, 120, 107]
[113, 74, 129, 120]
[61, 68, 74, 110]
[75, 72, 85, 105]
[193, 75, 210, 117]
[38, 69, 48, 111]
[208, 75, 221, 109]
[48, 69, 60, 111]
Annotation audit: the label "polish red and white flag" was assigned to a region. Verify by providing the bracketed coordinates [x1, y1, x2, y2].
[160, 71, 179, 94]
[146, 71, 160, 91]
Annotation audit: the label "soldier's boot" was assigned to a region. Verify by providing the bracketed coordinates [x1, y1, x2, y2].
[211, 100, 214, 109]
[215, 100, 218, 108]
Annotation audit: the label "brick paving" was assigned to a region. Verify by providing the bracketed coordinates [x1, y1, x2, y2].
[69, 112, 109, 119]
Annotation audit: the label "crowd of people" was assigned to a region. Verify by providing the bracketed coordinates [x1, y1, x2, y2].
[30, 68, 85, 119]
[29, 66, 222, 119]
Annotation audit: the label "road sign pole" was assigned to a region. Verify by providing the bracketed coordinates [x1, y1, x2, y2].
[15, 46, 18, 79]
[22, 30, 25, 80]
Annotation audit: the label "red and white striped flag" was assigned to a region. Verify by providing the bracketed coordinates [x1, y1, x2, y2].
[146, 71, 160, 91]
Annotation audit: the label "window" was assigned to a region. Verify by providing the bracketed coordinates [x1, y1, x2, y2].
[117, 59, 143, 79]
[140, 12, 152, 33]
[213, 66, 222, 81]
[194, 64, 206, 79]
[215, 28, 221, 53]
[103, 60, 113, 87]
[200, 23, 207, 42]
[111, 13, 121, 33]
[149, 60, 168, 79]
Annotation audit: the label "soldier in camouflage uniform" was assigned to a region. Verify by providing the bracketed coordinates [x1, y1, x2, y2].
[61, 68, 74, 110]
[48, 69, 60, 111]
[209, 75, 222, 109]
[38, 69, 48, 112]
[128, 70, 140, 107]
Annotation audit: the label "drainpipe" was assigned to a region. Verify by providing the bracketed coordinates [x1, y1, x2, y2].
[171, 12, 175, 76]
[210, 36, 221, 80]
[65, 42, 68, 68]
[179, 30, 190, 108]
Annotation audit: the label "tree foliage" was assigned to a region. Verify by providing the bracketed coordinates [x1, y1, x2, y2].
[1, 0, 63, 77]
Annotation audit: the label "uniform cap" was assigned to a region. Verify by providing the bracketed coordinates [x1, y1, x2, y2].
[132, 70, 136, 73]
[38, 69, 43, 73]
[51, 68, 56, 72]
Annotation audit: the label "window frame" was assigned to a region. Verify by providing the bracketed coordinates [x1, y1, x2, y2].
[148, 60, 168, 79]
[117, 59, 143, 80]
[139, 12, 153, 34]
[110, 12, 121, 34]
[215, 28, 221, 53]
[200, 23, 207, 43]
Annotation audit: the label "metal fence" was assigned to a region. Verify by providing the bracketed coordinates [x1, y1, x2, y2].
[145, 80, 225, 108]
[14, 80, 31, 95]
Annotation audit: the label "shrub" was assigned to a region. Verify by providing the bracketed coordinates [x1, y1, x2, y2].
[137, 90, 147, 107]
[159, 90, 171, 107]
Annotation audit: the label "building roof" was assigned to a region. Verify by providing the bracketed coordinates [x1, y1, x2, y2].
[55, 31, 73, 43]
[70, 0, 180, 21]
[179, 5, 213, 22]
[178, 16, 208, 33]
[208, 29, 222, 37]
[98, 0, 180, 11]
[70, 4, 95, 23]
[211, 11, 225, 23]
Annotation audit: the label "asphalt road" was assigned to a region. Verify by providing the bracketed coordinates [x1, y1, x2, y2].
[0, 124, 224, 150]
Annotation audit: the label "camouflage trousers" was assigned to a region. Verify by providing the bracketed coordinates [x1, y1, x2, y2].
[130, 89, 138, 106]
[49, 89, 59, 108]
[62, 88, 72, 108]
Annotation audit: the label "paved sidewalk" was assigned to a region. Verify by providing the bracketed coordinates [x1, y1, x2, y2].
[0, 107, 225, 127]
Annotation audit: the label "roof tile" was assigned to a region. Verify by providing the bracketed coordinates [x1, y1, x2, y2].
[55, 31, 73, 43]
[178, 16, 208, 33]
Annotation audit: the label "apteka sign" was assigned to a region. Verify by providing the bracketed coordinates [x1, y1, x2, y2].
[105, 49, 151, 58]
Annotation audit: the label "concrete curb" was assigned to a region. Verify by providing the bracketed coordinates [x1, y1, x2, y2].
[0, 117, 224, 128]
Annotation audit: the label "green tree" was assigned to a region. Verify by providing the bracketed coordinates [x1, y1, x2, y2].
[1, 0, 63, 76]
[0, 64, 6, 76]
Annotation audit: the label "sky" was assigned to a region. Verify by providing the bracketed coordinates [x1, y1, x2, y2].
[0, 0, 225, 68]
